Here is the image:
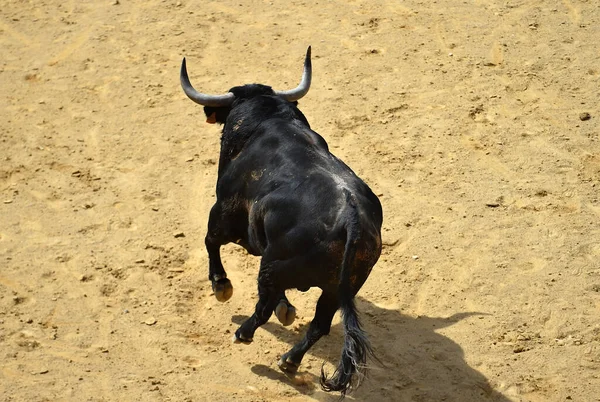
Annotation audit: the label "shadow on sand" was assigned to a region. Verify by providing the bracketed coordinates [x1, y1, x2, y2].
[233, 297, 510, 401]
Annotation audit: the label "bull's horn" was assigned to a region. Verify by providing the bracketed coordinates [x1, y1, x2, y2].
[180, 58, 235, 107]
[275, 46, 312, 102]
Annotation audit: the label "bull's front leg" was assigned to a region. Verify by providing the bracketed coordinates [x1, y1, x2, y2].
[206, 237, 233, 302]
[207, 230, 294, 320]
[206, 204, 233, 302]
[205, 203, 296, 325]
[233, 260, 282, 343]
[234, 283, 279, 343]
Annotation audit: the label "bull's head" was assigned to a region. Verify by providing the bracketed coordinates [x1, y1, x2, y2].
[180, 47, 312, 124]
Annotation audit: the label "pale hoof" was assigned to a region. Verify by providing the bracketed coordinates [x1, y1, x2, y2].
[278, 355, 300, 374]
[232, 331, 252, 344]
[213, 278, 233, 302]
[275, 301, 296, 326]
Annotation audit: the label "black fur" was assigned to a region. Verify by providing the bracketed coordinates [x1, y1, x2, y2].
[197, 82, 382, 397]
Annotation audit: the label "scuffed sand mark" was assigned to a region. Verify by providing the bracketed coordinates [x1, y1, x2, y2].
[0, 19, 33, 46]
[562, 0, 581, 24]
[48, 26, 94, 66]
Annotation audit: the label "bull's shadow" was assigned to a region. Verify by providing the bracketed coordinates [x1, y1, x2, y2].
[233, 297, 510, 402]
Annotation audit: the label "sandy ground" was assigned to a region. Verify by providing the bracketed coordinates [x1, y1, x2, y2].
[2, 0, 600, 401]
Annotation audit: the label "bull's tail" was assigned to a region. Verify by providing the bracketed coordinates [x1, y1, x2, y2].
[320, 190, 375, 397]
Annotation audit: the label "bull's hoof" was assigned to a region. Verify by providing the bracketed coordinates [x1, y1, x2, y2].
[232, 330, 253, 344]
[275, 301, 296, 326]
[212, 278, 233, 302]
[278, 354, 300, 374]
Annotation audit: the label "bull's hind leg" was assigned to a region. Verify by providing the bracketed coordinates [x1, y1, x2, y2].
[278, 290, 338, 374]
[275, 294, 296, 326]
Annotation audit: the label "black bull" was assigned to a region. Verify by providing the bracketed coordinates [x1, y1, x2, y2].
[180, 47, 383, 396]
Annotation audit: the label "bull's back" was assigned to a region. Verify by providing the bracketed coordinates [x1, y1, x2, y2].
[222, 117, 382, 256]
[245, 130, 377, 222]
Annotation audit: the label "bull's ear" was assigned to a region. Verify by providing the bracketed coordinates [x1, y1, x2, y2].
[206, 112, 217, 124]
[204, 106, 230, 125]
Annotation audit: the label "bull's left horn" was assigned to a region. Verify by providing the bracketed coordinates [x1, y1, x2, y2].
[275, 46, 312, 102]
[180, 58, 235, 107]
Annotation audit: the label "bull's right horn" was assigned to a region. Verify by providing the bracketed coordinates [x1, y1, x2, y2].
[275, 46, 312, 102]
[180, 58, 235, 107]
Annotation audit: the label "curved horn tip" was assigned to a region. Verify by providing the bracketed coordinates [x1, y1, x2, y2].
[180, 57, 188, 75]
[273, 46, 313, 102]
[179, 58, 235, 107]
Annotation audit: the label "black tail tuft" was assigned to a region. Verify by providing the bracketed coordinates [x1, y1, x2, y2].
[320, 189, 375, 398]
[320, 297, 374, 398]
